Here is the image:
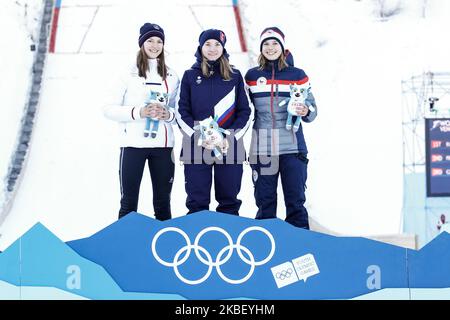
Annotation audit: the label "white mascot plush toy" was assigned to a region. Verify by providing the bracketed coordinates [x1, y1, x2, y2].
[279, 83, 315, 132]
[194, 116, 231, 160]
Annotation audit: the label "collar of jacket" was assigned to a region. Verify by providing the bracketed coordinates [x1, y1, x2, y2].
[148, 58, 158, 71]
[264, 60, 281, 72]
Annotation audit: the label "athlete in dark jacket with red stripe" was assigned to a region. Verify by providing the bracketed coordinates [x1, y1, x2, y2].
[176, 29, 251, 215]
[245, 27, 318, 229]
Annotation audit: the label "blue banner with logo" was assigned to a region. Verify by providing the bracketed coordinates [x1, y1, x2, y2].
[1, 211, 450, 300]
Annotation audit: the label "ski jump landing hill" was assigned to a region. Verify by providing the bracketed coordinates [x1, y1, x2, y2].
[1, 0, 440, 300]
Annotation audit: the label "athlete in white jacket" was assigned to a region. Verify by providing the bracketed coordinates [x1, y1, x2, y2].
[104, 60, 179, 147]
[103, 22, 180, 220]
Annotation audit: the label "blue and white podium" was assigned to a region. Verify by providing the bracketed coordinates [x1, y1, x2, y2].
[1, 211, 450, 300]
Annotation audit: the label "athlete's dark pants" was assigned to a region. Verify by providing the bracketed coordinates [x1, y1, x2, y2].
[184, 163, 243, 215]
[250, 153, 309, 229]
[118, 147, 174, 220]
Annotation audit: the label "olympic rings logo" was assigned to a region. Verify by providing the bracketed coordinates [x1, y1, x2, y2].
[276, 268, 293, 280]
[151, 226, 275, 285]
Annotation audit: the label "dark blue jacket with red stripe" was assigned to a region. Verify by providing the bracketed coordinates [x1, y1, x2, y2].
[175, 49, 251, 163]
[245, 60, 317, 156]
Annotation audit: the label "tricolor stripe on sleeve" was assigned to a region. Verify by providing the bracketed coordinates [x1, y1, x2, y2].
[245, 77, 309, 86]
[214, 89, 236, 126]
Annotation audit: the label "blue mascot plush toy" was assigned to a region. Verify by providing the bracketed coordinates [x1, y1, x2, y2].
[144, 91, 168, 138]
[194, 116, 231, 160]
[280, 83, 315, 132]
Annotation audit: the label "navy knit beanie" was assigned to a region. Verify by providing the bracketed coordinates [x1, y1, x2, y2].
[259, 27, 285, 52]
[138, 23, 165, 47]
[198, 29, 227, 48]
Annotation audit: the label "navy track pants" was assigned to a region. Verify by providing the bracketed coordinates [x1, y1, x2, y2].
[250, 153, 310, 229]
[184, 163, 243, 215]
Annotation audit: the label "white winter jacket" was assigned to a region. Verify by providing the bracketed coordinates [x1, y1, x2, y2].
[103, 59, 180, 148]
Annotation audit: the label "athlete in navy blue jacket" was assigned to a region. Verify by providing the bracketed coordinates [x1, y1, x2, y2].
[176, 29, 251, 215]
[245, 27, 318, 229]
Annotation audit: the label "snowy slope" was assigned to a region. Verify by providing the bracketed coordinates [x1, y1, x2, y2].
[242, 0, 450, 235]
[0, 0, 42, 205]
[0, 0, 253, 249]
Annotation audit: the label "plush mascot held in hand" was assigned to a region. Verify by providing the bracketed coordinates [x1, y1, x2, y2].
[143, 91, 168, 138]
[194, 116, 231, 160]
[280, 83, 315, 132]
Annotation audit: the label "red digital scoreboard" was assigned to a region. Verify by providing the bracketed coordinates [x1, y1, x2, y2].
[426, 118, 450, 197]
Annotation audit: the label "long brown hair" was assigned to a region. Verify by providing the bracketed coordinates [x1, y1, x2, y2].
[136, 47, 168, 80]
[201, 55, 233, 80]
[257, 53, 288, 71]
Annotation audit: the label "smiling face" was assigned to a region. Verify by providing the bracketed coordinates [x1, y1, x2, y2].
[143, 36, 164, 59]
[201, 39, 223, 61]
[261, 39, 282, 61]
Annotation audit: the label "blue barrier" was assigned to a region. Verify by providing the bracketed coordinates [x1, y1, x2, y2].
[1, 211, 450, 299]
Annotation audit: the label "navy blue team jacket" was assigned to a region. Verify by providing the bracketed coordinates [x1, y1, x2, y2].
[245, 60, 317, 156]
[176, 48, 251, 163]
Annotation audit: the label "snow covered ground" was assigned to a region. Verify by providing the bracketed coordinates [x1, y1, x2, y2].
[0, 0, 42, 206]
[242, 0, 450, 236]
[0, 0, 449, 250]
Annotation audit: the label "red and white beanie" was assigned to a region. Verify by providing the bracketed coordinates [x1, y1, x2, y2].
[259, 27, 285, 52]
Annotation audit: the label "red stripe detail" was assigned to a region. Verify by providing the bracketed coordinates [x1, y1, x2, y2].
[218, 108, 235, 126]
[270, 66, 277, 155]
[164, 123, 168, 147]
[163, 80, 171, 148]
[246, 77, 309, 86]
[164, 79, 170, 114]
[233, 6, 247, 52]
[48, 7, 61, 53]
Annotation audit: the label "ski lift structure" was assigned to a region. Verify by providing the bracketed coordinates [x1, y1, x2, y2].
[401, 71, 450, 248]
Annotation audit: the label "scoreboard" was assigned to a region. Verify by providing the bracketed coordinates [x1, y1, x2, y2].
[426, 118, 450, 197]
